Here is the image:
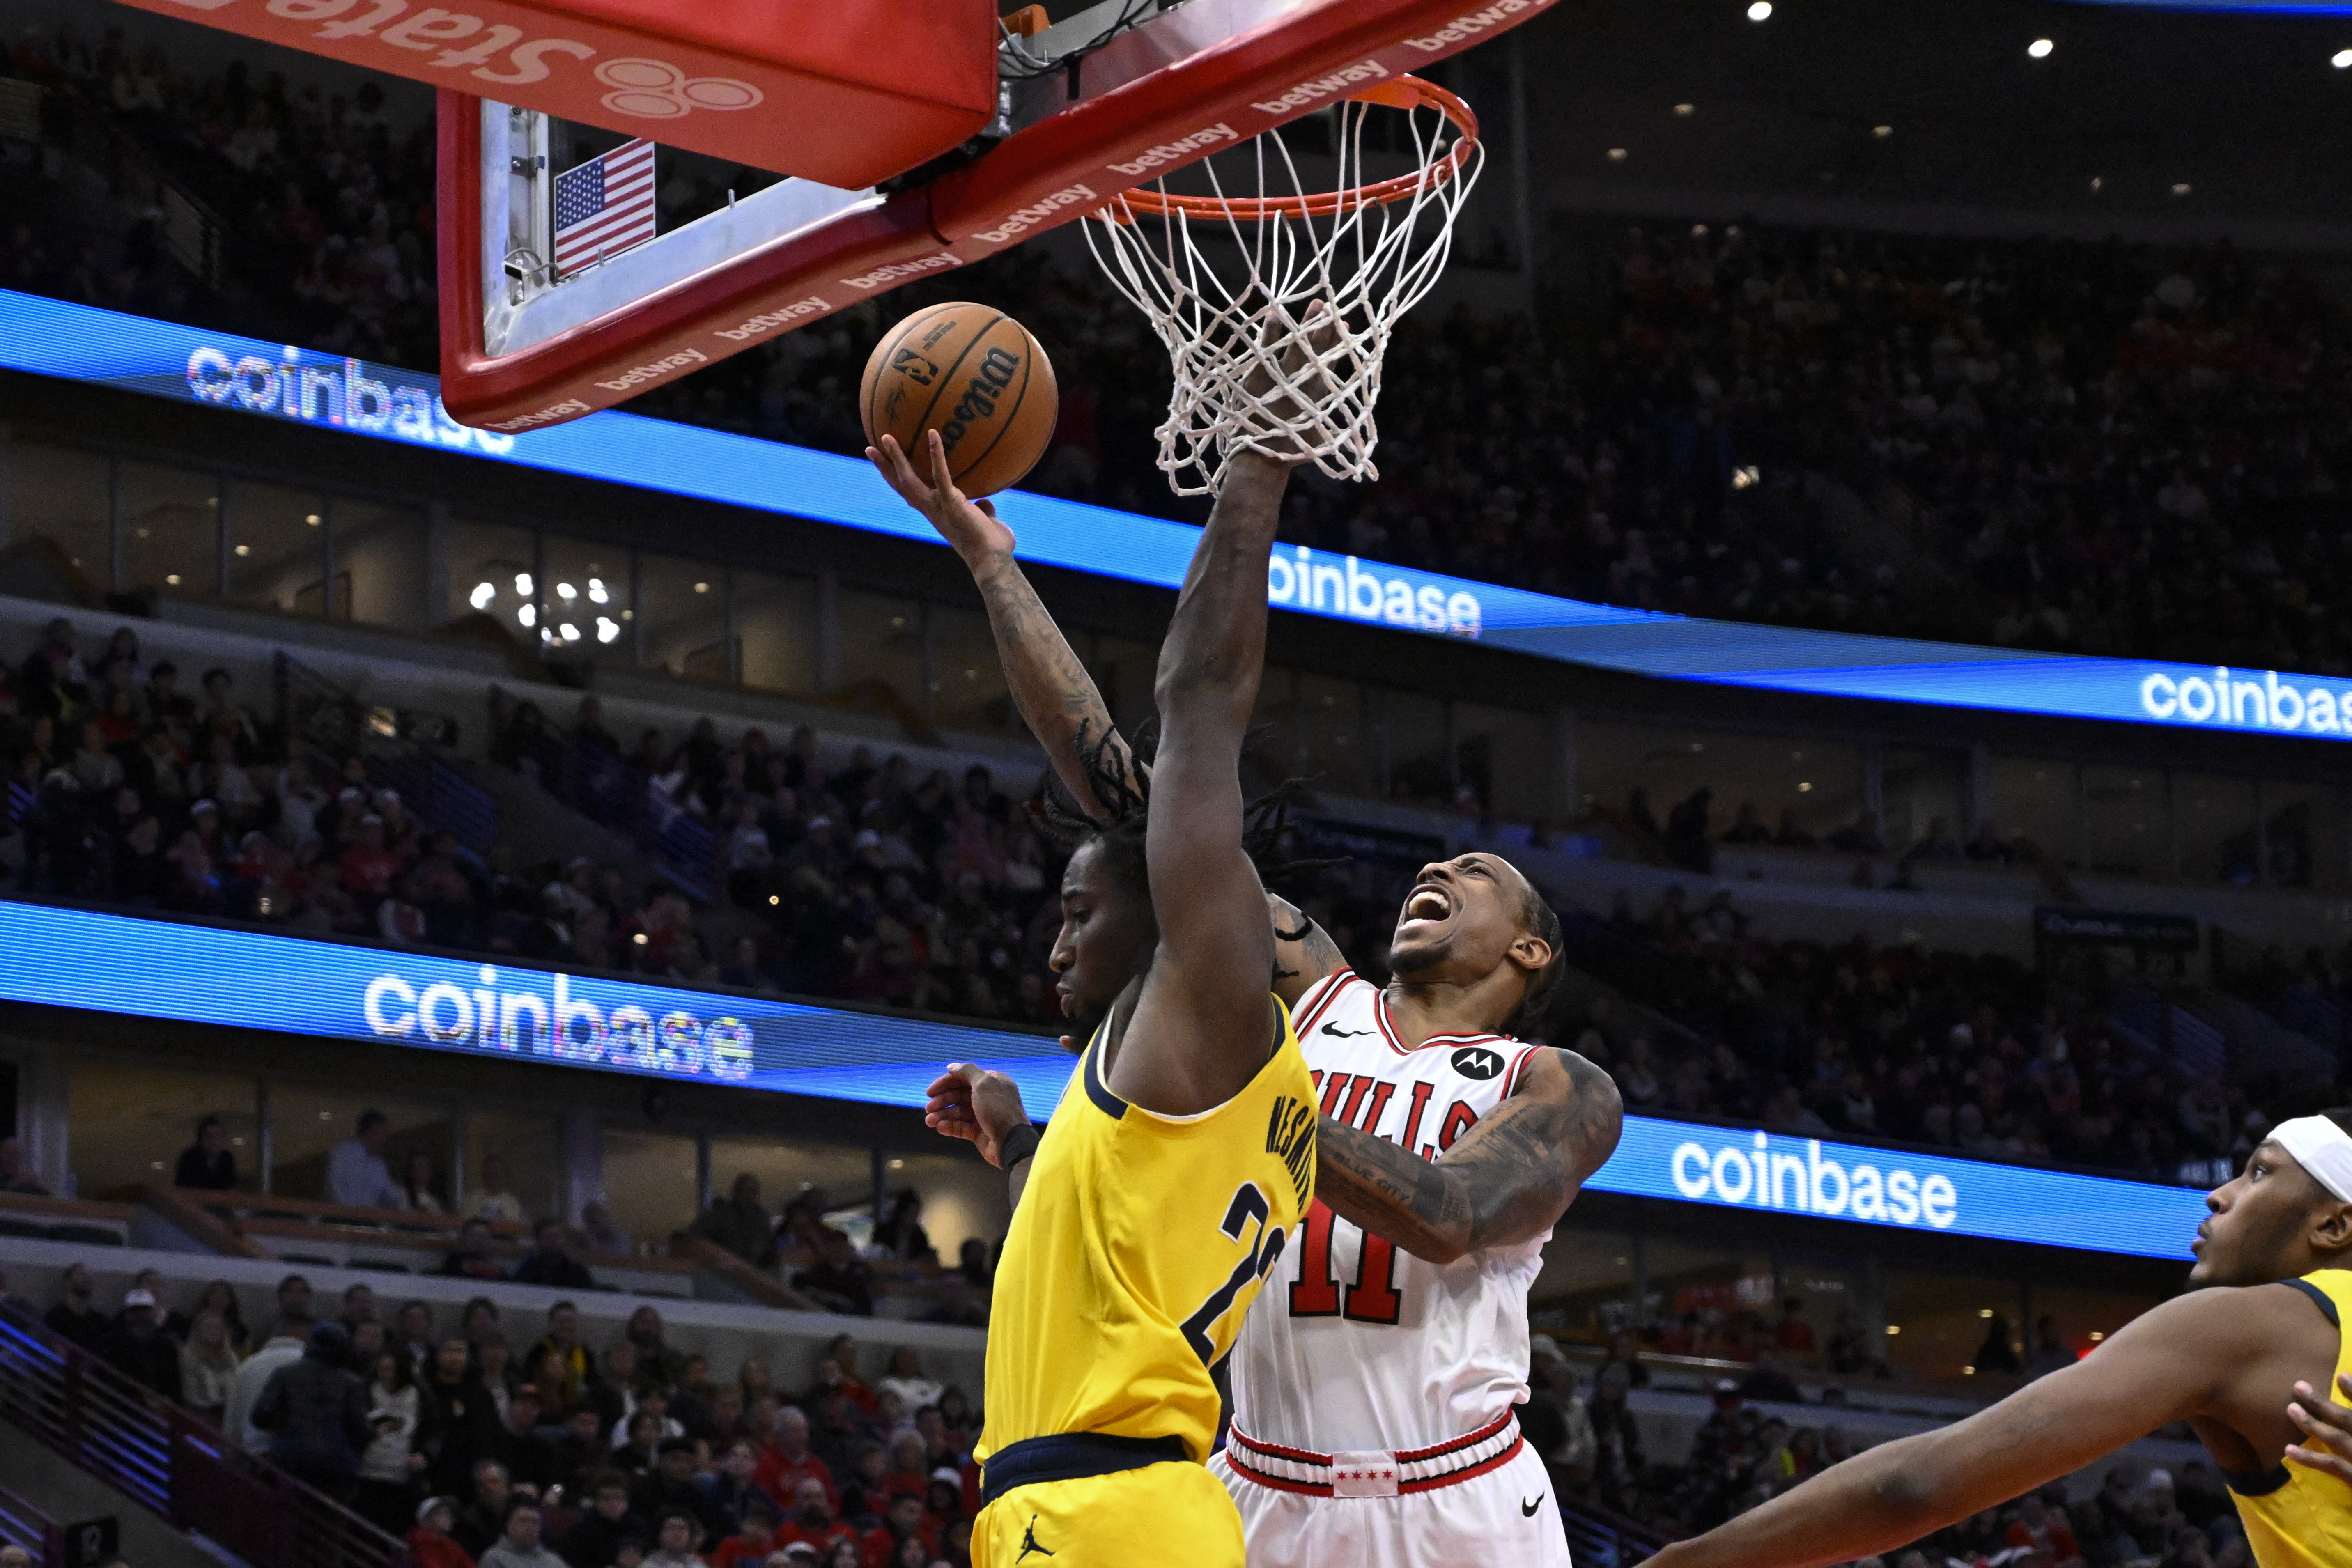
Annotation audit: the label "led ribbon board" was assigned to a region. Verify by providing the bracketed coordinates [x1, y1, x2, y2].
[7, 288, 2350, 743]
[0, 898, 2212, 1259]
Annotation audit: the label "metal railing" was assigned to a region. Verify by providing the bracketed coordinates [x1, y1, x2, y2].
[493, 702, 720, 901]
[0, 1478, 62, 1568]
[0, 1301, 405, 1568]
[275, 652, 500, 856]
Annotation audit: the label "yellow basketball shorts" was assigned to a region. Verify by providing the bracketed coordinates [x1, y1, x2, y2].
[972, 1459, 1244, 1568]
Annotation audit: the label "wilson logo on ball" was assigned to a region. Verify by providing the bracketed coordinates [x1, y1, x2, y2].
[937, 347, 1022, 455]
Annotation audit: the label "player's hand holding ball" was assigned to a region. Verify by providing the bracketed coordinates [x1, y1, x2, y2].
[867, 430, 1016, 568]
[925, 1061, 1032, 1169]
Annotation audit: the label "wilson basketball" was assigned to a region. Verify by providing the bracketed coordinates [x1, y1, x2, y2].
[861, 303, 1058, 497]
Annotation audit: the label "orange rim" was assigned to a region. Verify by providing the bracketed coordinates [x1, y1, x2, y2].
[1108, 76, 1478, 223]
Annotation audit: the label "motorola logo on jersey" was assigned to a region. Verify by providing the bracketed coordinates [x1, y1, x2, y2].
[1451, 1046, 1506, 1080]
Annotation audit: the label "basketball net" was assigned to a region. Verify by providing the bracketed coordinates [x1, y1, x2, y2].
[1084, 78, 1482, 496]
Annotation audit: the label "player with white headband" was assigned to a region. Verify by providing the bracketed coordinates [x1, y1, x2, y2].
[1640, 1110, 2352, 1568]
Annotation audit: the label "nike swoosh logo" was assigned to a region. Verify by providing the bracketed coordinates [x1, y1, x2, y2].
[1522, 1495, 1546, 1517]
[1321, 1025, 1375, 1037]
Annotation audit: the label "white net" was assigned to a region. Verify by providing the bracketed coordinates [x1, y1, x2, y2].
[1083, 79, 1484, 496]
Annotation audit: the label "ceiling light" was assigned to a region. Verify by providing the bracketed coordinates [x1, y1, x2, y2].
[304, 513, 321, 527]
[2089, 1331, 2105, 1342]
[559, 623, 581, 642]
[1798, 781, 1813, 792]
[2335, 48, 2352, 68]
[588, 578, 609, 604]
[694, 581, 710, 594]
[2027, 37, 2053, 58]
[1674, 102, 1695, 116]
[1607, 147, 1628, 162]
[233, 544, 251, 556]
[1747, 1, 1771, 19]
[1886, 1325, 1900, 1334]
[514, 572, 533, 595]
[595, 617, 621, 644]
[1979, 1308, 1996, 1318]
[2171, 182, 2192, 195]
[517, 604, 537, 628]
[2090, 176, 2103, 191]
[470, 582, 496, 610]
[556, 581, 577, 600]
[1872, 124, 1893, 139]
[165, 574, 181, 586]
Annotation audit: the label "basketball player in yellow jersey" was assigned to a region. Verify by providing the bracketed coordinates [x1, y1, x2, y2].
[886, 432, 1316, 1568]
[1635, 1110, 2352, 1568]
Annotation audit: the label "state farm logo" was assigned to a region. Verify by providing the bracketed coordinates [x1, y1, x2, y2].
[596, 57, 762, 119]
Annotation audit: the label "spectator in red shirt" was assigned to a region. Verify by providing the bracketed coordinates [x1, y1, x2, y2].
[2002, 1492, 2083, 1568]
[406, 1496, 475, 1568]
[859, 1494, 933, 1568]
[707, 1500, 778, 1568]
[1773, 1299, 1817, 1357]
[339, 814, 404, 900]
[773, 1478, 857, 1560]
[754, 1407, 836, 1512]
[813, 1335, 878, 1416]
[877, 1432, 929, 1504]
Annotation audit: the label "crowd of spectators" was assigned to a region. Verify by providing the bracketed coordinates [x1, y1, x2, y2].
[0, 618, 1075, 1024]
[1572, 881, 2313, 1188]
[3, 18, 439, 367]
[632, 222, 2352, 683]
[31, 1260, 983, 1568]
[493, 694, 1065, 1025]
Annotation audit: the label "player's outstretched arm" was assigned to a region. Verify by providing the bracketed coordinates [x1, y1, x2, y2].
[1314, 1048, 1622, 1264]
[868, 429, 1140, 818]
[1646, 1290, 2254, 1568]
[1113, 449, 1295, 1115]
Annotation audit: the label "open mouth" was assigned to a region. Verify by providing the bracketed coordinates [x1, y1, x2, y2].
[1400, 884, 1453, 928]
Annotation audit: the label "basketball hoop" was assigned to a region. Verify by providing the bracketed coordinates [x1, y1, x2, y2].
[1084, 76, 1482, 496]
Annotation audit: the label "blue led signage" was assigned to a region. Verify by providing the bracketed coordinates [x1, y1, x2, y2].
[0, 899, 2211, 1259]
[3, 287, 2343, 744]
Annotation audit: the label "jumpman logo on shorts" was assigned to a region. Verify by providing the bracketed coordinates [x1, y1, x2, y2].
[1017, 1516, 1056, 1561]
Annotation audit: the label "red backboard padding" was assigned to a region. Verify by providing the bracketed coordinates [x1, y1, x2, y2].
[110, 0, 998, 189]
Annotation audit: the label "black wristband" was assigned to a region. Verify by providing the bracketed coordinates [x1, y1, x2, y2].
[997, 1122, 1041, 1171]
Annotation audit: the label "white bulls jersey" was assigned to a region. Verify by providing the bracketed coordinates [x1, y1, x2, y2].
[1227, 970, 1550, 1453]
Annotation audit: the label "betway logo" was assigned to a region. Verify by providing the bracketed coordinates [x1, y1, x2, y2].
[485, 398, 588, 432]
[1672, 1132, 1959, 1229]
[185, 345, 515, 455]
[841, 255, 960, 291]
[363, 964, 755, 1081]
[594, 347, 706, 392]
[1403, 0, 1550, 51]
[714, 296, 829, 341]
[1109, 124, 1239, 177]
[2139, 665, 2352, 736]
[1253, 59, 1388, 115]
[972, 186, 1099, 245]
[1268, 547, 1483, 638]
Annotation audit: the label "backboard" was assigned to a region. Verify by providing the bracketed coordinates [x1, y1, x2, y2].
[133, 0, 1569, 431]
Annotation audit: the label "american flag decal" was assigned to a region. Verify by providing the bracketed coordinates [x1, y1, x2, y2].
[553, 138, 657, 275]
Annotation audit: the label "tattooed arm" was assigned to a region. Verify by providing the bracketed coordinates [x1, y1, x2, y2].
[868, 430, 1139, 817]
[1315, 1048, 1623, 1265]
[1267, 892, 1353, 1007]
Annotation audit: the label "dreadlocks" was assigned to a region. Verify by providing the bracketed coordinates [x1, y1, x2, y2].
[1035, 719, 1339, 914]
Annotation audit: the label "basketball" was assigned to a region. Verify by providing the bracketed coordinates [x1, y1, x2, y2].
[859, 303, 1059, 497]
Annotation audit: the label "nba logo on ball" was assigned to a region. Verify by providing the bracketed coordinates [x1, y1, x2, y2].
[861, 303, 1059, 498]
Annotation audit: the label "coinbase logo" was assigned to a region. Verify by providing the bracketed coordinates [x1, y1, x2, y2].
[2140, 666, 2352, 737]
[185, 344, 516, 456]
[1267, 546, 1484, 638]
[363, 964, 754, 1081]
[1670, 1130, 1959, 1229]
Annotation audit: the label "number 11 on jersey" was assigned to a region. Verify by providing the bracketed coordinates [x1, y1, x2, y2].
[1288, 1200, 1403, 1324]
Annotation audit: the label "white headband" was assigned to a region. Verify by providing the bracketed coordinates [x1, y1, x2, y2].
[2272, 1116, 2352, 1203]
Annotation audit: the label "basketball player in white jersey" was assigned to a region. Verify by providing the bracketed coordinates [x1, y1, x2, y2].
[868, 434, 1626, 1566]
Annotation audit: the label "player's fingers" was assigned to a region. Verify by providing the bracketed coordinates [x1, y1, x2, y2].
[924, 1070, 974, 1100]
[975, 500, 997, 518]
[2287, 1443, 2352, 1484]
[2289, 1400, 2352, 1445]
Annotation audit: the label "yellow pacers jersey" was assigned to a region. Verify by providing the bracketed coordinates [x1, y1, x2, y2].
[977, 995, 1316, 1467]
[2234, 1268, 2352, 1568]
